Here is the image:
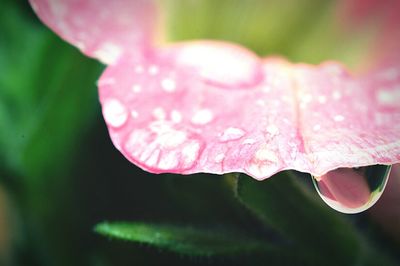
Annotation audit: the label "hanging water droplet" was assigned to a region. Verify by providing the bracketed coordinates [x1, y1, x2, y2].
[312, 165, 391, 214]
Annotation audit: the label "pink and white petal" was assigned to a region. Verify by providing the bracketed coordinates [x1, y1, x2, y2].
[29, 0, 156, 64]
[99, 39, 400, 180]
[98, 43, 309, 180]
[295, 61, 400, 176]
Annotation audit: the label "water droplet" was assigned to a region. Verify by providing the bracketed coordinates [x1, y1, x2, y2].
[256, 99, 265, 106]
[148, 65, 159, 75]
[219, 127, 245, 142]
[93, 42, 122, 64]
[242, 138, 256, 145]
[131, 110, 139, 118]
[152, 107, 166, 120]
[134, 65, 144, 73]
[312, 165, 391, 214]
[214, 153, 225, 163]
[181, 140, 201, 169]
[103, 99, 128, 128]
[132, 84, 141, 93]
[318, 95, 327, 104]
[191, 109, 214, 125]
[158, 130, 187, 149]
[266, 125, 279, 136]
[161, 78, 176, 92]
[170, 110, 182, 123]
[255, 147, 278, 162]
[332, 90, 342, 100]
[377, 89, 400, 106]
[313, 124, 321, 131]
[333, 115, 345, 122]
[158, 151, 179, 170]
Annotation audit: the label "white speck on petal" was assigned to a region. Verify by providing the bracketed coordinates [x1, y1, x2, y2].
[219, 127, 246, 142]
[145, 149, 160, 167]
[103, 99, 128, 128]
[243, 138, 256, 145]
[333, 115, 345, 122]
[152, 107, 166, 120]
[148, 65, 159, 75]
[171, 110, 182, 123]
[256, 99, 265, 106]
[75, 41, 85, 50]
[318, 95, 327, 104]
[266, 125, 279, 136]
[181, 141, 201, 168]
[255, 147, 278, 162]
[245, 161, 279, 181]
[332, 90, 342, 100]
[158, 131, 187, 149]
[131, 110, 139, 119]
[214, 153, 225, 163]
[132, 84, 142, 93]
[191, 109, 214, 125]
[313, 124, 321, 131]
[161, 78, 176, 92]
[301, 94, 313, 103]
[135, 65, 144, 73]
[93, 42, 122, 64]
[377, 88, 400, 105]
[158, 152, 179, 170]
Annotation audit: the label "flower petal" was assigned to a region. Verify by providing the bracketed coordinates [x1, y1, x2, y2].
[99, 41, 400, 179]
[29, 0, 156, 64]
[29, 1, 400, 179]
[294, 61, 400, 174]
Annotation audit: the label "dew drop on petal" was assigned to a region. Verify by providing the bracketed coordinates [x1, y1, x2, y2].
[132, 84, 142, 93]
[214, 153, 225, 163]
[191, 109, 214, 125]
[266, 125, 279, 136]
[312, 165, 391, 214]
[333, 115, 345, 122]
[131, 110, 139, 119]
[161, 78, 176, 92]
[152, 107, 166, 120]
[103, 99, 128, 128]
[179, 140, 202, 169]
[148, 65, 159, 75]
[134, 65, 144, 74]
[219, 127, 246, 142]
[170, 110, 182, 123]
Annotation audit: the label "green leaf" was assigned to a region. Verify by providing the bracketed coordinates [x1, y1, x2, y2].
[0, 2, 103, 265]
[95, 222, 273, 257]
[232, 172, 361, 266]
[0, 1, 103, 179]
[162, 174, 251, 226]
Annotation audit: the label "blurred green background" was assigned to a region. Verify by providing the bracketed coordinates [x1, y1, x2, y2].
[0, 0, 399, 265]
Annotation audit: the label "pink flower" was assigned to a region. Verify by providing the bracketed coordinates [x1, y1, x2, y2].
[29, 0, 399, 180]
